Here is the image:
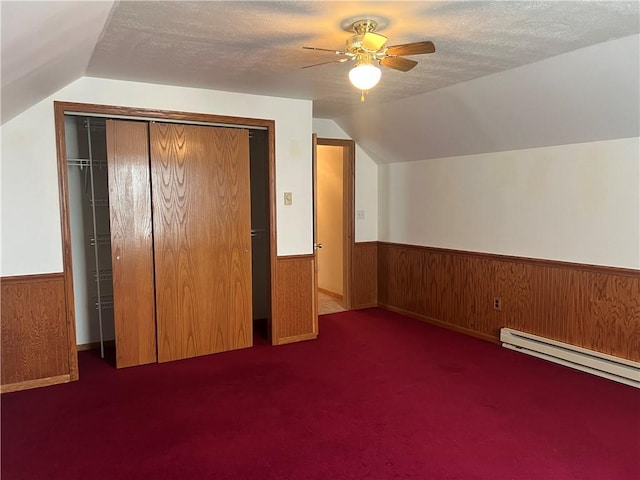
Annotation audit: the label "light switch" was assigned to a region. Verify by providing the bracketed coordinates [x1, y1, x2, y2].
[356, 209, 365, 220]
[284, 192, 292, 205]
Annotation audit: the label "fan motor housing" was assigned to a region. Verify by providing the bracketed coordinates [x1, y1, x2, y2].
[346, 34, 366, 53]
[346, 19, 382, 54]
[352, 19, 378, 34]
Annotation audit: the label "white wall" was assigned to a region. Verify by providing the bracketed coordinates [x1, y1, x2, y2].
[378, 137, 640, 269]
[1, 77, 313, 276]
[313, 118, 377, 242]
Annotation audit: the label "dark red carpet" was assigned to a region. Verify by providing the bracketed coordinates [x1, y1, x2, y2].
[2, 308, 639, 479]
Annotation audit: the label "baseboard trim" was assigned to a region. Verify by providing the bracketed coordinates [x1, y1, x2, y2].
[1, 374, 71, 394]
[274, 333, 318, 346]
[352, 303, 378, 310]
[318, 288, 343, 301]
[378, 304, 498, 344]
[76, 340, 115, 351]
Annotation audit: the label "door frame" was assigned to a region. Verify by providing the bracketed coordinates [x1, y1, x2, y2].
[314, 137, 355, 310]
[54, 101, 278, 376]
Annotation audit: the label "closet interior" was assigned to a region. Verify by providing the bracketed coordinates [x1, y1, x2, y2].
[65, 116, 114, 358]
[64, 114, 272, 368]
[249, 129, 271, 337]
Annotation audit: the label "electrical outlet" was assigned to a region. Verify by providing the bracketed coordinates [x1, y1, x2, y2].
[493, 297, 502, 311]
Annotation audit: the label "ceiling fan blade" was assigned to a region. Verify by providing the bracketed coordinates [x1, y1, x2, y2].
[302, 58, 352, 69]
[380, 56, 418, 72]
[362, 32, 388, 51]
[303, 46, 348, 55]
[385, 41, 435, 56]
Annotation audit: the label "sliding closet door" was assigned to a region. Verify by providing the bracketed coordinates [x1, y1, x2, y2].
[106, 120, 157, 368]
[150, 123, 253, 362]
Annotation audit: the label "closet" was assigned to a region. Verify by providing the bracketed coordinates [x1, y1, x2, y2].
[66, 115, 271, 368]
[65, 117, 115, 358]
[249, 130, 271, 330]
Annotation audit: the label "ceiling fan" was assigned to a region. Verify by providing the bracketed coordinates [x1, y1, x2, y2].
[302, 19, 435, 101]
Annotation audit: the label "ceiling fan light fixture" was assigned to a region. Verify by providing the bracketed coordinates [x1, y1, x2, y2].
[302, 18, 435, 102]
[348, 63, 382, 91]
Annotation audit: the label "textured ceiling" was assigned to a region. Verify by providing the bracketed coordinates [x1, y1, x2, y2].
[88, 1, 640, 118]
[1, 1, 638, 124]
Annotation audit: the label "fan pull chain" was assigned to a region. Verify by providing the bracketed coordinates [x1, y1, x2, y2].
[361, 91, 365, 102]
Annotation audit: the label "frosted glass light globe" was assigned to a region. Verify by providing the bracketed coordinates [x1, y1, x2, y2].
[349, 64, 382, 90]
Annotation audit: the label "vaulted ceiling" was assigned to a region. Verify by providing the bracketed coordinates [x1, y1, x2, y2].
[2, 1, 639, 161]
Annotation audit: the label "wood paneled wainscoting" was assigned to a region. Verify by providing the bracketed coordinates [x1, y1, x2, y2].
[352, 242, 378, 309]
[273, 255, 317, 345]
[378, 242, 640, 362]
[1, 274, 77, 393]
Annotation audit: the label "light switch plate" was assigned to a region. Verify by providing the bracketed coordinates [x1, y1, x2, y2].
[284, 192, 292, 205]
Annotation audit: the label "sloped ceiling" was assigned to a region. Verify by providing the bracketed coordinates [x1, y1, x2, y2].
[2, 1, 639, 161]
[0, 1, 114, 124]
[336, 34, 640, 163]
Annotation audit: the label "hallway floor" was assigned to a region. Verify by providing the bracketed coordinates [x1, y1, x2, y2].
[318, 291, 346, 315]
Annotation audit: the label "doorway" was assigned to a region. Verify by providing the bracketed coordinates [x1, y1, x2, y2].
[314, 138, 355, 315]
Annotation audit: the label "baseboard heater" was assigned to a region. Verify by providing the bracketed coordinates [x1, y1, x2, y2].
[500, 328, 640, 388]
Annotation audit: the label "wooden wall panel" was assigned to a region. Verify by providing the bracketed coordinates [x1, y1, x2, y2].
[584, 273, 640, 360]
[273, 255, 317, 344]
[1, 274, 72, 391]
[460, 256, 495, 332]
[378, 242, 640, 361]
[428, 251, 465, 327]
[351, 242, 377, 309]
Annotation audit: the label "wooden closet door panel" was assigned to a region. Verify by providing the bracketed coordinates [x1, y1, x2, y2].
[150, 123, 252, 363]
[106, 120, 157, 368]
[106, 120, 156, 368]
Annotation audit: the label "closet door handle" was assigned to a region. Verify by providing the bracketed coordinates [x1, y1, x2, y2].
[314, 243, 323, 249]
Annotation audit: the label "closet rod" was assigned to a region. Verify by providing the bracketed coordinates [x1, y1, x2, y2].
[65, 111, 268, 131]
[83, 121, 106, 130]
